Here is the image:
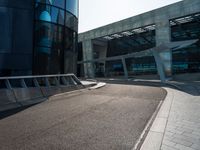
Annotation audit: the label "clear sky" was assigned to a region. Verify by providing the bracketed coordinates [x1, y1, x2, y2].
[79, 0, 182, 33]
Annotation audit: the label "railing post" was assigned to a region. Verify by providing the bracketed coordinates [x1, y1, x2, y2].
[54, 77, 60, 86]
[20, 79, 27, 88]
[5, 79, 12, 89]
[33, 78, 40, 87]
[61, 76, 68, 85]
[45, 78, 50, 87]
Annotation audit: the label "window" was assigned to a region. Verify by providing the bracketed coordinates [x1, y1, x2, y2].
[52, 0, 65, 9]
[66, 0, 78, 17]
[65, 11, 78, 31]
[36, 0, 65, 9]
[0, 8, 11, 53]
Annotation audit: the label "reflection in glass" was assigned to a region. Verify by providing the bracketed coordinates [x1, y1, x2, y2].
[52, 0, 65, 9]
[66, 0, 78, 17]
[34, 0, 78, 75]
[171, 17, 200, 74]
[39, 11, 51, 22]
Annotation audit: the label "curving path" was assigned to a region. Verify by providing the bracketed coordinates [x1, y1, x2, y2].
[0, 83, 166, 150]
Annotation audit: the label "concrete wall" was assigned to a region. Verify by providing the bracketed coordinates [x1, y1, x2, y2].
[79, 0, 200, 41]
[0, 0, 34, 76]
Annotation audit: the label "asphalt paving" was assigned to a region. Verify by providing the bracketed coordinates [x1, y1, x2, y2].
[0, 83, 166, 150]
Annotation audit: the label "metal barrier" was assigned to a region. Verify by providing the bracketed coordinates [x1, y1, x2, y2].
[0, 74, 84, 112]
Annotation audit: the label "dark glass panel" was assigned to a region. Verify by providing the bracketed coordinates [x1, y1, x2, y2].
[52, 25, 64, 50]
[34, 0, 78, 75]
[105, 60, 124, 77]
[34, 46, 51, 75]
[0, 7, 11, 53]
[126, 57, 157, 76]
[107, 31, 155, 57]
[63, 28, 77, 73]
[64, 27, 73, 51]
[36, 0, 65, 9]
[35, 21, 53, 49]
[57, 9, 65, 25]
[102, 29, 156, 77]
[34, 21, 64, 75]
[65, 11, 78, 31]
[171, 16, 200, 74]
[52, 0, 65, 9]
[35, 3, 64, 25]
[35, 0, 50, 5]
[51, 6, 59, 23]
[35, 3, 51, 22]
[66, 0, 78, 17]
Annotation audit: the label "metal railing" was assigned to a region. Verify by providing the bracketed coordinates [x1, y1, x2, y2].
[0, 74, 83, 89]
[0, 74, 84, 112]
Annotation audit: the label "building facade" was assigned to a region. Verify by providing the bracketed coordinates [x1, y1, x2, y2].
[0, 0, 78, 76]
[78, 0, 200, 81]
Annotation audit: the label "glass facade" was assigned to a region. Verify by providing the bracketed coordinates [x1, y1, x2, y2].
[34, 0, 78, 75]
[171, 13, 200, 74]
[104, 27, 156, 77]
[0, 1, 33, 77]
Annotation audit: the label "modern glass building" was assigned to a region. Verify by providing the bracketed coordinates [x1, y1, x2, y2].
[0, 0, 78, 76]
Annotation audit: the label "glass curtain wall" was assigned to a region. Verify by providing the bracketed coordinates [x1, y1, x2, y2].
[105, 30, 156, 77]
[34, 0, 78, 75]
[171, 13, 200, 74]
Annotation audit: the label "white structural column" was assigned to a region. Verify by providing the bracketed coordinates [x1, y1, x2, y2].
[121, 58, 128, 79]
[155, 15, 172, 82]
[82, 40, 95, 78]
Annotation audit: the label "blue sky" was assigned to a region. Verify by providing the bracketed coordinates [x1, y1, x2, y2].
[79, 0, 182, 33]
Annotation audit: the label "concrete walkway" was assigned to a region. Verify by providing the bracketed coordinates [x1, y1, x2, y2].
[140, 83, 200, 150]
[0, 84, 166, 150]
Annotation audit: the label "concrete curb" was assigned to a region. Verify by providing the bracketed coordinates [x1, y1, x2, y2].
[89, 82, 106, 90]
[133, 100, 163, 150]
[139, 87, 174, 150]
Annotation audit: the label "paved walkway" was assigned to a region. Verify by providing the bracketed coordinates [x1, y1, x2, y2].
[140, 82, 200, 150]
[0, 84, 166, 150]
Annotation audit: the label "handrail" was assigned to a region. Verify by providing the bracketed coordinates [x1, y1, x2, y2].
[0, 74, 84, 112]
[0, 74, 76, 80]
[0, 74, 83, 89]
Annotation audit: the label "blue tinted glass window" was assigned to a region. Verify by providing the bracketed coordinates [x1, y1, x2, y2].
[36, 0, 65, 9]
[35, 4, 52, 22]
[51, 8, 64, 25]
[40, 11, 51, 22]
[65, 12, 78, 31]
[35, 0, 50, 5]
[52, 0, 65, 9]
[66, 0, 78, 17]
[51, 7, 59, 23]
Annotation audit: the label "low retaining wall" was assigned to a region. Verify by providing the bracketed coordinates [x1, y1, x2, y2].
[0, 89, 20, 112]
[0, 74, 84, 112]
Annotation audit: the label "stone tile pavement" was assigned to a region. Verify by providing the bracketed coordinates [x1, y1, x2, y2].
[140, 83, 200, 150]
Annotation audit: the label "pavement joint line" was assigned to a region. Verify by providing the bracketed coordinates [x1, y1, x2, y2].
[132, 99, 164, 150]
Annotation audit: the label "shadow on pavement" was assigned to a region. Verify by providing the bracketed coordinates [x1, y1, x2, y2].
[168, 81, 200, 96]
[96, 79, 200, 96]
[0, 104, 36, 120]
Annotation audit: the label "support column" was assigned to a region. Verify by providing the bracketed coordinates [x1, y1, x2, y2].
[155, 15, 172, 81]
[122, 58, 128, 79]
[152, 50, 166, 83]
[82, 40, 94, 78]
